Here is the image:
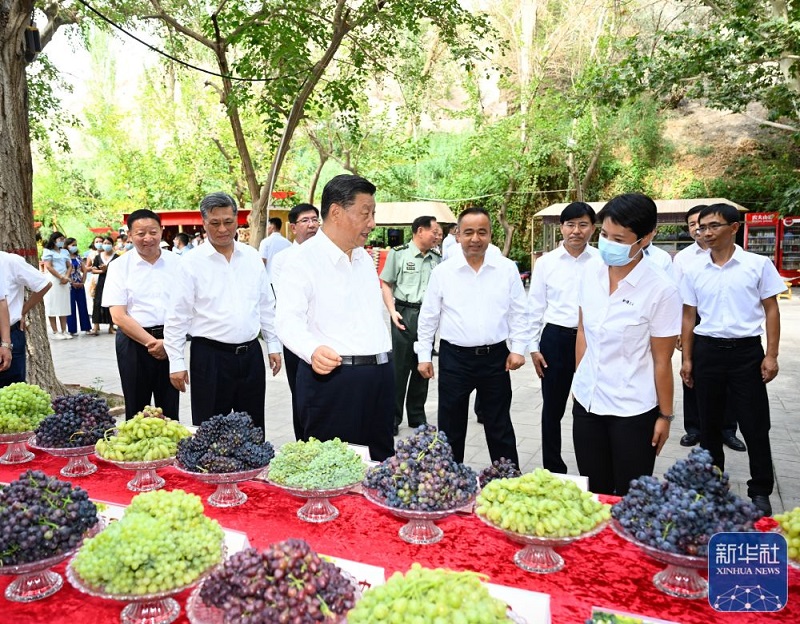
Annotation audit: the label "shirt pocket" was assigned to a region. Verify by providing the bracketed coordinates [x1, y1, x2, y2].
[622, 322, 649, 361]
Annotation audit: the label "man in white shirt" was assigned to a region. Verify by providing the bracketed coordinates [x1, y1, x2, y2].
[644, 238, 675, 281]
[0, 251, 50, 385]
[441, 224, 458, 259]
[271, 203, 320, 439]
[259, 217, 292, 275]
[276, 175, 394, 460]
[172, 233, 190, 256]
[416, 207, 531, 465]
[165, 193, 282, 430]
[527, 202, 598, 473]
[680, 203, 786, 516]
[0, 276, 10, 374]
[104, 210, 182, 420]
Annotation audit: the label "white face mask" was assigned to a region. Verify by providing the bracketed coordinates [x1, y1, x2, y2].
[598, 236, 643, 266]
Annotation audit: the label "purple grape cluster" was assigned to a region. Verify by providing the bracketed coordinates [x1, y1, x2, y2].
[363, 424, 478, 511]
[177, 412, 274, 473]
[0, 470, 98, 565]
[478, 458, 522, 488]
[612, 448, 763, 556]
[34, 393, 115, 448]
[200, 539, 356, 623]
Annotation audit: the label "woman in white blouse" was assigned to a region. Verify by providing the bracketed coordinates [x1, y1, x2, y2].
[41, 231, 72, 340]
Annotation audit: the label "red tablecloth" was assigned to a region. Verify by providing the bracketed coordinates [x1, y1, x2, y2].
[1, 453, 798, 623]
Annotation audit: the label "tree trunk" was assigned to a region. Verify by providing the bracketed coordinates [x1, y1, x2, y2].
[0, 0, 65, 396]
[498, 178, 516, 257]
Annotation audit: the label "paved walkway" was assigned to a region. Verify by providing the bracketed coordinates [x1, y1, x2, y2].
[47, 295, 800, 514]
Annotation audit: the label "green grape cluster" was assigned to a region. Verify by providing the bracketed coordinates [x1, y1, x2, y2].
[476, 468, 610, 537]
[774, 506, 800, 562]
[268, 437, 365, 489]
[347, 563, 509, 623]
[0, 382, 52, 433]
[95, 415, 190, 461]
[72, 489, 224, 594]
[133, 406, 165, 420]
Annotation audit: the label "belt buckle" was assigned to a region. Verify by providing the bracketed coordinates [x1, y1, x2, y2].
[235, 345, 249, 355]
[376, 352, 389, 365]
[475, 346, 490, 355]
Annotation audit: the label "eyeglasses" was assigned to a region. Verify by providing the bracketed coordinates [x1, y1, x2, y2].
[696, 223, 731, 233]
[296, 217, 320, 226]
[562, 222, 593, 230]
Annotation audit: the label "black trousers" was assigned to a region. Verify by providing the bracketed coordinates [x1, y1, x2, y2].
[283, 346, 302, 439]
[391, 304, 428, 428]
[539, 324, 577, 473]
[189, 337, 266, 431]
[115, 331, 179, 421]
[693, 335, 773, 497]
[437, 339, 518, 466]
[295, 359, 395, 461]
[0, 323, 25, 387]
[572, 401, 658, 496]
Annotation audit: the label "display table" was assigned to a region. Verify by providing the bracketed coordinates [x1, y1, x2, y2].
[1, 453, 798, 623]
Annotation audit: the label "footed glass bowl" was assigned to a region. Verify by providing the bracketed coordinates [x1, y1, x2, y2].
[173, 464, 267, 508]
[363, 488, 475, 545]
[477, 512, 608, 574]
[611, 518, 708, 599]
[28, 440, 97, 477]
[0, 431, 35, 464]
[267, 479, 360, 523]
[95, 455, 174, 492]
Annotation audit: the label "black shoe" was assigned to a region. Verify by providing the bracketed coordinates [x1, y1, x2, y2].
[750, 495, 772, 517]
[680, 433, 700, 447]
[723, 434, 747, 452]
[408, 422, 427, 429]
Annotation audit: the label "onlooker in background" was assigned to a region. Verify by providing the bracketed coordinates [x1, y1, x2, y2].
[0, 279, 11, 374]
[527, 202, 598, 474]
[644, 232, 675, 281]
[90, 236, 117, 335]
[259, 217, 292, 276]
[0, 250, 50, 386]
[431, 221, 444, 253]
[85, 235, 105, 304]
[64, 238, 92, 336]
[441, 223, 458, 258]
[42, 231, 72, 340]
[572, 193, 680, 495]
[380, 216, 440, 435]
[173, 232, 190, 256]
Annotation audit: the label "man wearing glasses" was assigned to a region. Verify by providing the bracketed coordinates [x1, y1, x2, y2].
[527, 202, 598, 473]
[679, 203, 786, 516]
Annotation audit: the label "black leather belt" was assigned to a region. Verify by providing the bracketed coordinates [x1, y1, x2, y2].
[441, 339, 506, 356]
[395, 299, 421, 309]
[340, 352, 392, 366]
[695, 334, 761, 349]
[545, 323, 578, 335]
[193, 336, 258, 355]
[144, 325, 164, 340]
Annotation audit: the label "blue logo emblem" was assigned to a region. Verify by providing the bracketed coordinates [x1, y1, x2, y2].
[708, 532, 788, 612]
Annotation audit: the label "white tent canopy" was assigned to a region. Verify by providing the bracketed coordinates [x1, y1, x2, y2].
[375, 202, 457, 226]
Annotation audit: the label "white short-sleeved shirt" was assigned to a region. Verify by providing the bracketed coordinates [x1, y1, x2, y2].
[259, 232, 292, 269]
[680, 245, 787, 338]
[644, 244, 675, 282]
[0, 251, 49, 325]
[270, 240, 300, 300]
[527, 243, 599, 352]
[573, 256, 681, 416]
[672, 242, 709, 286]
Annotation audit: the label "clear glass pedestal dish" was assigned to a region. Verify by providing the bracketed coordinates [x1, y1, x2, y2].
[173, 465, 267, 508]
[267, 479, 360, 523]
[95, 455, 174, 492]
[0, 431, 35, 464]
[477, 513, 608, 574]
[611, 518, 708, 599]
[28, 440, 98, 477]
[363, 487, 475, 545]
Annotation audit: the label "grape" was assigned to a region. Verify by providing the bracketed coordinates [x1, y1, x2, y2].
[268, 437, 365, 489]
[0, 382, 52, 433]
[35, 393, 115, 448]
[773, 506, 800, 562]
[201, 539, 356, 622]
[363, 425, 478, 511]
[133, 405, 166, 420]
[0, 470, 98, 565]
[72, 489, 224, 594]
[476, 468, 611, 536]
[176, 412, 274, 473]
[612, 448, 763, 556]
[478, 458, 522, 488]
[347, 563, 509, 623]
[95, 415, 190, 461]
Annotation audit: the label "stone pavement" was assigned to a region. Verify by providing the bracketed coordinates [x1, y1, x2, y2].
[46, 295, 800, 514]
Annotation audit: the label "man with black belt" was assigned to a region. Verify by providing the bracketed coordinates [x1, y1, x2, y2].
[527, 202, 597, 473]
[104, 210, 181, 420]
[380, 215, 440, 435]
[416, 207, 531, 465]
[165, 193, 282, 430]
[276, 174, 394, 461]
[680, 203, 786, 516]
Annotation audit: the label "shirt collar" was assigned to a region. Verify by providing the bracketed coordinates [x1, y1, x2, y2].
[316, 229, 367, 266]
[554, 243, 594, 260]
[129, 248, 166, 267]
[197, 240, 241, 259]
[408, 240, 433, 258]
[620, 256, 650, 287]
[704, 244, 742, 268]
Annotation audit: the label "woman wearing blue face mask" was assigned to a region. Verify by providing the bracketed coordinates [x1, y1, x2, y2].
[89, 236, 118, 335]
[42, 231, 72, 339]
[64, 238, 92, 336]
[571, 193, 682, 495]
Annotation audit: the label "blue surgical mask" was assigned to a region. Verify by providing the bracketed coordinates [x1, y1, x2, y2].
[102, 244, 113, 252]
[598, 236, 643, 267]
[56, 240, 64, 248]
[125, 242, 133, 250]
[68, 246, 78, 254]
[94, 242, 103, 250]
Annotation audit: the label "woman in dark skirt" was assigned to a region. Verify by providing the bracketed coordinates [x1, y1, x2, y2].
[89, 235, 118, 334]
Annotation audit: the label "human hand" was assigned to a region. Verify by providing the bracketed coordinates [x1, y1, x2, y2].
[390, 310, 406, 331]
[679, 360, 693, 388]
[761, 355, 779, 383]
[170, 370, 189, 392]
[531, 352, 547, 378]
[311, 346, 341, 375]
[0, 347, 11, 372]
[269, 353, 282, 376]
[506, 353, 525, 372]
[652, 418, 670, 455]
[418, 362, 434, 379]
[146, 339, 167, 360]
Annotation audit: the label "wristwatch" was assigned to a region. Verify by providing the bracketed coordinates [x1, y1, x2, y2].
[0, 341, 12, 350]
[658, 412, 675, 422]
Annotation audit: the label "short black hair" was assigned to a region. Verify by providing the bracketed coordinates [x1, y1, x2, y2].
[457, 206, 490, 224]
[320, 174, 376, 220]
[174, 232, 189, 246]
[560, 202, 596, 224]
[268, 217, 283, 230]
[685, 204, 707, 223]
[44, 231, 64, 250]
[199, 192, 237, 220]
[698, 203, 740, 225]
[128, 209, 161, 229]
[288, 203, 319, 224]
[412, 215, 436, 234]
[597, 193, 657, 239]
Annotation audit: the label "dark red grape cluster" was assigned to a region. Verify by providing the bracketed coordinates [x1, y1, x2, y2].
[200, 539, 356, 623]
[177, 412, 274, 473]
[478, 457, 522, 488]
[363, 424, 478, 511]
[34, 393, 115, 448]
[612, 448, 763, 556]
[0, 470, 98, 565]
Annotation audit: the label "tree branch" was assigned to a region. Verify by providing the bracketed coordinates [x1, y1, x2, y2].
[742, 111, 799, 132]
[147, 0, 216, 50]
